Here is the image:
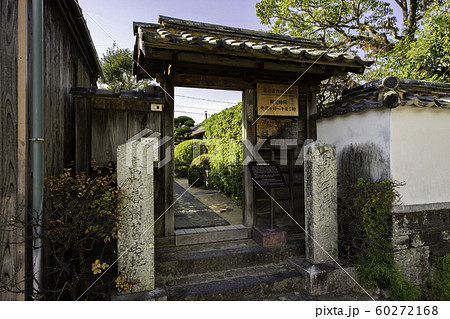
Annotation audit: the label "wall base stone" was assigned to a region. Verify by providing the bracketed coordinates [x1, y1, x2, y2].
[393, 246, 430, 286]
[391, 235, 409, 251]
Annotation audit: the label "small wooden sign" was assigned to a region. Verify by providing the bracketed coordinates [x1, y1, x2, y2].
[256, 83, 298, 117]
[248, 161, 287, 190]
[151, 103, 163, 111]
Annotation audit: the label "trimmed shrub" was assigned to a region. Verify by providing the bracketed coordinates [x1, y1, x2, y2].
[174, 139, 206, 177]
[202, 103, 242, 203]
[188, 154, 210, 186]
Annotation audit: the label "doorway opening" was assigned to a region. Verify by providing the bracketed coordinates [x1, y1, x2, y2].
[173, 87, 243, 234]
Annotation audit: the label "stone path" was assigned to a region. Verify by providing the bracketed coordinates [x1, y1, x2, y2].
[174, 181, 230, 229]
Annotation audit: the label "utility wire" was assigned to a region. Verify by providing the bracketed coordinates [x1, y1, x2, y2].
[176, 94, 239, 104]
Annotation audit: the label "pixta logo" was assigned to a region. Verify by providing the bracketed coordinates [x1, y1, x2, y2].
[125, 129, 172, 173]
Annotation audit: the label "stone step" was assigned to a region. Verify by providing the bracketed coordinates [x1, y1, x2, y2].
[155, 233, 305, 278]
[164, 262, 306, 301]
[174, 224, 248, 246]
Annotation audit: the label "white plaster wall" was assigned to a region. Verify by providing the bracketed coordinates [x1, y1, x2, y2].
[316, 108, 392, 181]
[391, 107, 450, 205]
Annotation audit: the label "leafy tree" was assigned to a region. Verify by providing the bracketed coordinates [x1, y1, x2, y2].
[99, 43, 151, 90]
[256, 0, 439, 57]
[367, 0, 450, 82]
[256, 0, 449, 105]
[174, 116, 195, 145]
[175, 116, 195, 128]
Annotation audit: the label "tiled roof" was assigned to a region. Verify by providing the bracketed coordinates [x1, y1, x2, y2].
[313, 77, 450, 119]
[134, 16, 373, 69]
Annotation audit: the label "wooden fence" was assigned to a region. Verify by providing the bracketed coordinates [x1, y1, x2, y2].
[71, 88, 170, 237]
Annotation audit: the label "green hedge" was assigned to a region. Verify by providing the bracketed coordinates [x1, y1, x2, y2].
[202, 103, 242, 202]
[188, 154, 210, 186]
[174, 139, 206, 177]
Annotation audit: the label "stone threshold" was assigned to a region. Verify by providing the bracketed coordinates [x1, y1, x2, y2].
[174, 224, 248, 246]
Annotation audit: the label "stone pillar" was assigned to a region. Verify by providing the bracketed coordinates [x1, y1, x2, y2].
[117, 139, 155, 293]
[304, 141, 338, 264]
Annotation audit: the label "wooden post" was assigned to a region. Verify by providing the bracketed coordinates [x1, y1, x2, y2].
[242, 89, 256, 234]
[270, 150, 275, 230]
[16, 0, 27, 300]
[307, 87, 318, 140]
[163, 63, 175, 237]
[289, 148, 294, 217]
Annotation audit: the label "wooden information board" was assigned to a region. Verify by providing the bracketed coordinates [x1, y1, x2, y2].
[256, 83, 299, 117]
[248, 161, 287, 190]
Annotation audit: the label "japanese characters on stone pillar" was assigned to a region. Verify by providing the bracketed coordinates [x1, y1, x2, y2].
[117, 137, 157, 293]
[304, 141, 338, 264]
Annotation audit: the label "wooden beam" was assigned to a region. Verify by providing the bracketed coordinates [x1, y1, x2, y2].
[141, 38, 366, 70]
[174, 73, 253, 90]
[142, 47, 344, 76]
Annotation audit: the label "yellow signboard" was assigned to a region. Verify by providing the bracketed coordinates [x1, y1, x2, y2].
[256, 83, 299, 117]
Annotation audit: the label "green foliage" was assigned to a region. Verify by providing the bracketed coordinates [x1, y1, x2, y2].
[202, 103, 242, 202]
[365, 0, 450, 83]
[256, 0, 448, 99]
[339, 178, 420, 301]
[43, 164, 124, 300]
[99, 43, 150, 90]
[174, 139, 207, 177]
[188, 154, 210, 186]
[174, 116, 195, 145]
[256, 0, 407, 54]
[175, 116, 195, 128]
[431, 253, 450, 300]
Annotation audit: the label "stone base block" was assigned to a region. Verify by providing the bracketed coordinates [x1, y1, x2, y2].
[252, 225, 287, 247]
[112, 287, 167, 301]
[394, 246, 430, 286]
[288, 256, 362, 297]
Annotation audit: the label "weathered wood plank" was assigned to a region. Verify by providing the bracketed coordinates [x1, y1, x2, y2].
[0, 0, 23, 301]
[74, 97, 91, 174]
[91, 108, 127, 166]
[126, 110, 161, 139]
[15, 0, 27, 300]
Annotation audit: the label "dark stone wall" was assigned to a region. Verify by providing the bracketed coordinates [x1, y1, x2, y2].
[391, 206, 450, 285]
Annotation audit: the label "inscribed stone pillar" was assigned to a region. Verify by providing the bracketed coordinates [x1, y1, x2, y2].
[304, 141, 338, 264]
[117, 139, 155, 293]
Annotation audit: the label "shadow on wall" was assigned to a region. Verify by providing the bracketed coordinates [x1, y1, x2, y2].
[338, 143, 390, 192]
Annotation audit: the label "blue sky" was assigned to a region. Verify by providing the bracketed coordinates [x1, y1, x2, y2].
[77, 0, 267, 124]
